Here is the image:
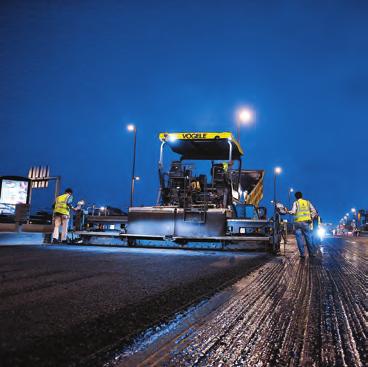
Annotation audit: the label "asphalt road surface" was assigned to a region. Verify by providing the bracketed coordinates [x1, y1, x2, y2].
[120, 236, 367, 367]
[0, 244, 270, 367]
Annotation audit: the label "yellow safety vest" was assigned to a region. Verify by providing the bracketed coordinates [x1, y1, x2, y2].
[54, 194, 70, 216]
[294, 199, 312, 222]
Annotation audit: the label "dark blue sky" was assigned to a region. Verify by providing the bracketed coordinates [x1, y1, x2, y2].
[1, 1, 367, 223]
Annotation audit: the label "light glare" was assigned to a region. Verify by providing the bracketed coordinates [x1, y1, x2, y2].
[274, 166, 282, 175]
[168, 134, 177, 142]
[317, 227, 326, 239]
[237, 107, 254, 124]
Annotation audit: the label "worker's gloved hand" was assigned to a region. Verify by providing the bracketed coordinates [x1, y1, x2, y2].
[276, 202, 288, 215]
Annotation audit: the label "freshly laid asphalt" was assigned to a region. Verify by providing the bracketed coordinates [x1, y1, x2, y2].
[121, 236, 367, 367]
[0, 244, 270, 367]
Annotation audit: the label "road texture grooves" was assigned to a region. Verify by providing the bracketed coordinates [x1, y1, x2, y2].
[0, 245, 270, 367]
[124, 237, 367, 367]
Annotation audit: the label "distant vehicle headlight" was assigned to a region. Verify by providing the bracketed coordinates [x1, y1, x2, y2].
[317, 227, 326, 239]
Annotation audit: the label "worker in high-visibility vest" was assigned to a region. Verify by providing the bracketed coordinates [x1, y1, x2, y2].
[287, 191, 317, 258]
[52, 188, 75, 244]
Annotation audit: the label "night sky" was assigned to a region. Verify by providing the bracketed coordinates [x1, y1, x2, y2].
[1, 1, 367, 223]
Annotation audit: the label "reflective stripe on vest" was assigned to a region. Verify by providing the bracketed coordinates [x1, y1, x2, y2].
[294, 199, 312, 222]
[54, 194, 70, 216]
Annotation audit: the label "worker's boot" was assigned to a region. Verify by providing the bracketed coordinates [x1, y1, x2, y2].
[52, 238, 59, 245]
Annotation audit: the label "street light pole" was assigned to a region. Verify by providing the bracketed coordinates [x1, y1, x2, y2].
[273, 167, 282, 211]
[235, 107, 254, 143]
[351, 208, 356, 220]
[288, 188, 294, 209]
[273, 174, 276, 209]
[351, 208, 357, 233]
[272, 166, 282, 253]
[127, 124, 137, 208]
[288, 187, 294, 223]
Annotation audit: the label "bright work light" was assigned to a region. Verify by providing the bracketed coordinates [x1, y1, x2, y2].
[317, 227, 326, 239]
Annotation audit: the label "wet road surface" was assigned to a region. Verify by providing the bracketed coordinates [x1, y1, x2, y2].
[120, 236, 367, 367]
[0, 244, 270, 367]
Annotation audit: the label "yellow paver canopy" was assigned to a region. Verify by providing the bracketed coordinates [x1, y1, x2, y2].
[159, 132, 244, 161]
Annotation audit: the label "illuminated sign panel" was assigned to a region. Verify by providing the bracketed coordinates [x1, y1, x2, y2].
[0, 178, 30, 215]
